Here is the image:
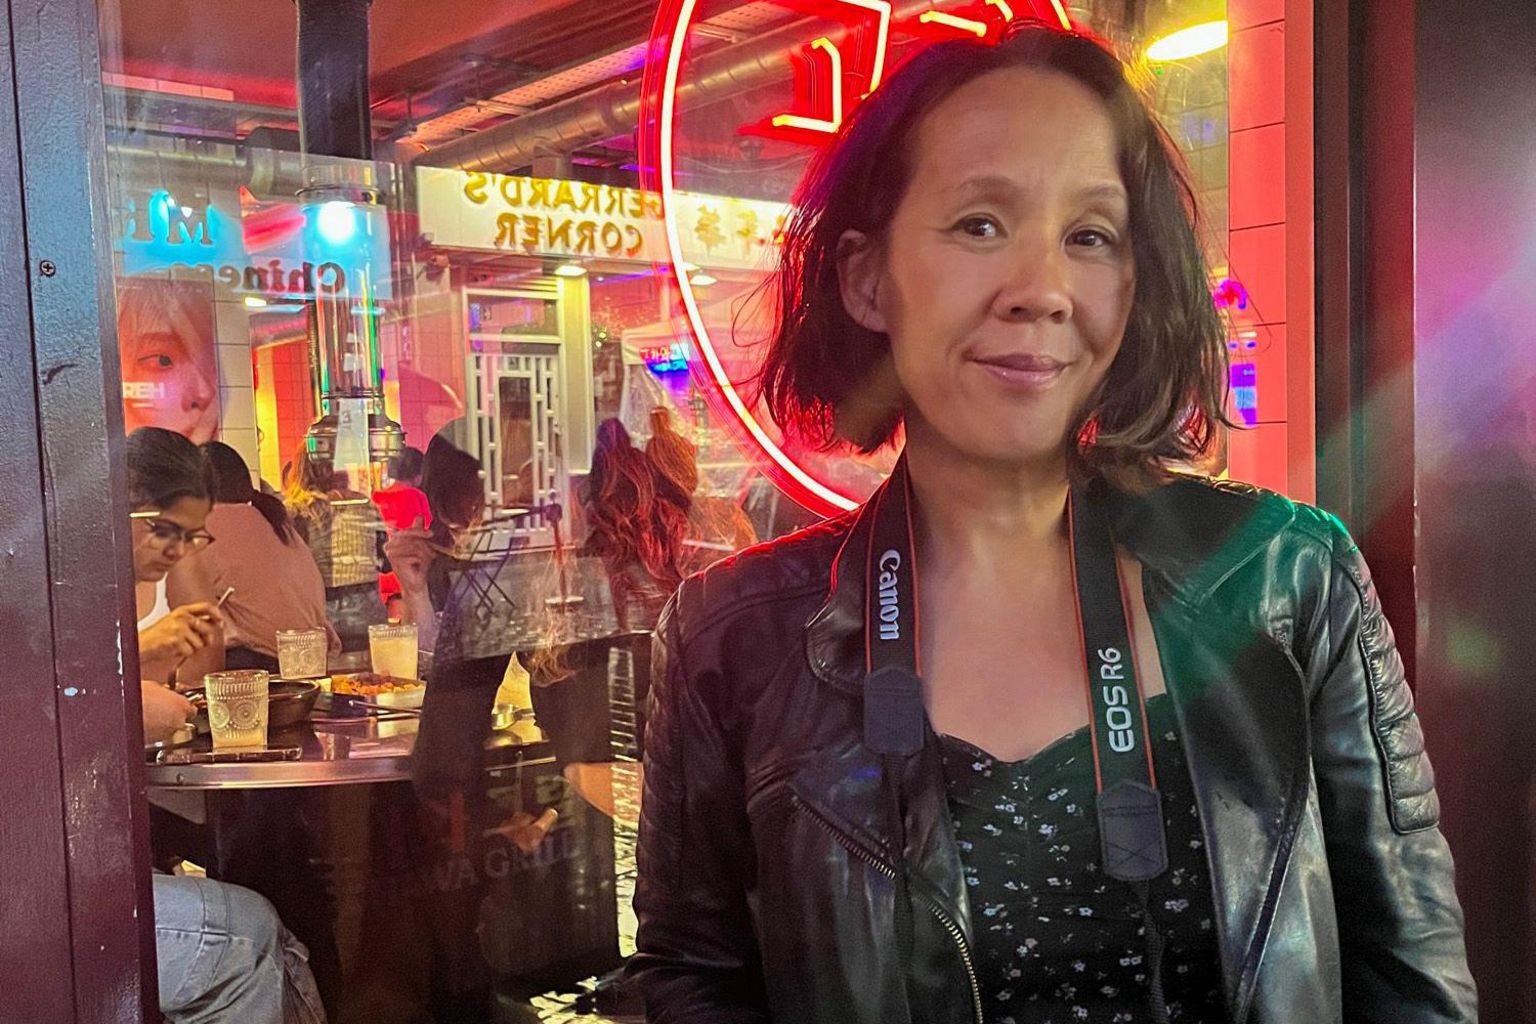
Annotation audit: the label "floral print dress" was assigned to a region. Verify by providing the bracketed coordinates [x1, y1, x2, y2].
[938, 693, 1227, 1023]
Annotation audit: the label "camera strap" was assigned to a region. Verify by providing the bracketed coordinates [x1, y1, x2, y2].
[862, 455, 1169, 1016]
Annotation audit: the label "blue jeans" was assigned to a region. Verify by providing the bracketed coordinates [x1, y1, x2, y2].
[154, 874, 326, 1024]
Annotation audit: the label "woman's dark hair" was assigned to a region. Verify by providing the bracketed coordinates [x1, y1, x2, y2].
[758, 23, 1229, 486]
[421, 433, 485, 537]
[389, 445, 425, 484]
[204, 440, 296, 543]
[125, 427, 214, 511]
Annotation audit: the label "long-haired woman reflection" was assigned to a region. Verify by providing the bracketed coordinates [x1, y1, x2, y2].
[630, 23, 1475, 1024]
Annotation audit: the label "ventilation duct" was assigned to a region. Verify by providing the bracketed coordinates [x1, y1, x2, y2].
[293, 0, 404, 468]
[416, 0, 940, 173]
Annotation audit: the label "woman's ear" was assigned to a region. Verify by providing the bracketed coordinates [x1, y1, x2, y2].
[836, 230, 887, 334]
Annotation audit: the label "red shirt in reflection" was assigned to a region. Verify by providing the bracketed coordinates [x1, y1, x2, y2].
[373, 482, 432, 603]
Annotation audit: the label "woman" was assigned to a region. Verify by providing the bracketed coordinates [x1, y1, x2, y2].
[384, 431, 487, 657]
[127, 427, 326, 1024]
[117, 279, 220, 443]
[583, 417, 686, 632]
[284, 446, 386, 651]
[631, 25, 1475, 1024]
[129, 426, 224, 685]
[179, 442, 336, 672]
[645, 406, 758, 575]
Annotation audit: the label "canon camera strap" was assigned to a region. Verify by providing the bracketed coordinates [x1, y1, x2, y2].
[862, 456, 1170, 1020]
[862, 455, 1168, 876]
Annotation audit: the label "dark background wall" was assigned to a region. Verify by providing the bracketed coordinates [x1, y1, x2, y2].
[1411, 0, 1536, 1017]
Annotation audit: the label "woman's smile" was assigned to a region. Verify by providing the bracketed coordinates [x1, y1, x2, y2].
[966, 349, 1073, 391]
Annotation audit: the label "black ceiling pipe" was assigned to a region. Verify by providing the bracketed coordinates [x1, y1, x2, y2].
[291, 0, 403, 466]
[295, 0, 373, 161]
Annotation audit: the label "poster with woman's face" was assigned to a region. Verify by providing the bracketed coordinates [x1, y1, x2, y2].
[116, 278, 219, 443]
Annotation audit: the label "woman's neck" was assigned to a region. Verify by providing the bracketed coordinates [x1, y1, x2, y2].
[904, 428, 1070, 565]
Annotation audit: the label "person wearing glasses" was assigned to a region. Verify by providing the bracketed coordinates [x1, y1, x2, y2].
[129, 426, 225, 685]
[126, 426, 327, 1023]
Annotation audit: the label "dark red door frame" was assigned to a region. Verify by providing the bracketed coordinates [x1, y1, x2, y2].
[1319, 2, 1536, 1016]
[1313, 0, 1418, 682]
[0, 0, 158, 1019]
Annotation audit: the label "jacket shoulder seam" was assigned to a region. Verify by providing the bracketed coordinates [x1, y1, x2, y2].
[673, 580, 830, 663]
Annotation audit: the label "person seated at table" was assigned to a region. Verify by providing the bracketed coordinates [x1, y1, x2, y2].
[283, 445, 387, 652]
[373, 444, 431, 530]
[129, 428, 326, 1024]
[128, 427, 224, 686]
[372, 445, 431, 622]
[140, 687, 326, 1024]
[383, 432, 487, 656]
[171, 442, 337, 674]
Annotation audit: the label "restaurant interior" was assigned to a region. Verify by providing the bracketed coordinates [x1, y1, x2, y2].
[94, 0, 1315, 1020]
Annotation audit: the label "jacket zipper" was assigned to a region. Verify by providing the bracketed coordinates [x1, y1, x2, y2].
[789, 791, 983, 1024]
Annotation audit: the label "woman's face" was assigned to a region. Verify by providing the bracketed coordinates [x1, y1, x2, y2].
[131, 495, 212, 582]
[839, 66, 1135, 467]
[120, 321, 219, 444]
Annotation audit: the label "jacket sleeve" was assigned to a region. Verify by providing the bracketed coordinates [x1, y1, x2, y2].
[628, 590, 770, 1022]
[1303, 518, 1477, 1023]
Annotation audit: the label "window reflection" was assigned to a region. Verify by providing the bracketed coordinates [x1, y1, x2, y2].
[96, 1, 1285, 1020]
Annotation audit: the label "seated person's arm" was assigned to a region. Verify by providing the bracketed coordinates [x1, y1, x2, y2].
[165, 558, 225, 687]
[384, 520, 439, 652]
[139, 560, 222, 686]
[140, 681, 195, 746]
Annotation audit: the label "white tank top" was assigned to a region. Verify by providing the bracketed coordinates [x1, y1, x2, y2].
[137, 578, 170, 631]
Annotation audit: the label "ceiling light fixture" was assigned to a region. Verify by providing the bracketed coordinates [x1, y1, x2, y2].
[1146, 20, 1228, 62]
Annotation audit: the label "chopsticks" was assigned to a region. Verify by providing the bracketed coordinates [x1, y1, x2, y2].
[350, 700, 423, 717]
[166, 587, 235, 686]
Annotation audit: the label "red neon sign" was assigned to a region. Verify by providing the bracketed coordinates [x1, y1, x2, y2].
[741, 0, 892, 144]
[643, 0, 1073, 515]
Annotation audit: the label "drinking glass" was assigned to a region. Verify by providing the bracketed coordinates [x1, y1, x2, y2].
[275, 627, 328, 680]
[204, 669, 269, 750]
[368, 623, 419, 680]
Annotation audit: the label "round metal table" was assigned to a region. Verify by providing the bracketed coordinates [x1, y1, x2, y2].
[144, 714, 547, 790]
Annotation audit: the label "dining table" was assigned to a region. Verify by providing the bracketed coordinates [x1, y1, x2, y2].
[146, 643, 636, 1024]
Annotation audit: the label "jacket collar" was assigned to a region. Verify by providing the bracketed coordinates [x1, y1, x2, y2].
[805, 470, 1297, 691]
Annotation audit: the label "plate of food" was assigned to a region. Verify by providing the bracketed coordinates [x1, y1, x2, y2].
[331, 672, 426, 709]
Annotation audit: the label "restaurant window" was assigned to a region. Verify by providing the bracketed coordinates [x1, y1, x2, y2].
[96, 0, 1310, 1019]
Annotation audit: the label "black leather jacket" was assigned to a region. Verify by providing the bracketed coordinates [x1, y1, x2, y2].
[631, 476, 1477, 1023]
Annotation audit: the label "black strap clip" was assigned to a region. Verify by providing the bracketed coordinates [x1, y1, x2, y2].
[1097, 779, 1169, 882]
[864, 666, 925, 757]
